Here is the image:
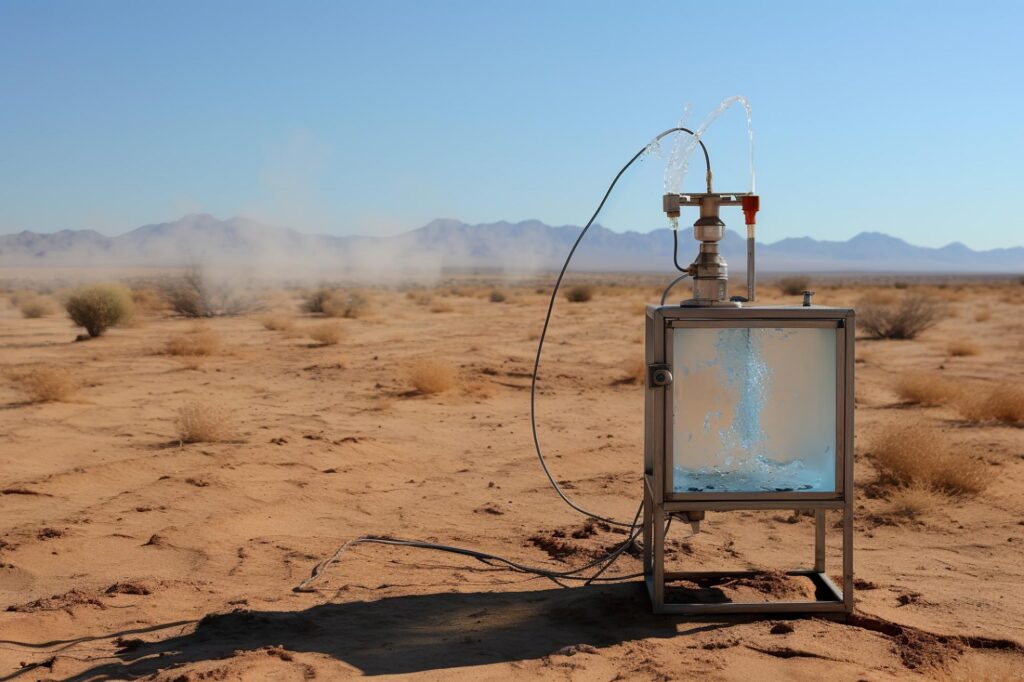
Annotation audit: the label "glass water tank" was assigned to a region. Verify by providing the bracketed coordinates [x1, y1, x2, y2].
[670, 325, 838, 494]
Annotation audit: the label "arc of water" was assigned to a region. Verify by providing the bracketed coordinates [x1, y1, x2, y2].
[663, 95, 756, 195]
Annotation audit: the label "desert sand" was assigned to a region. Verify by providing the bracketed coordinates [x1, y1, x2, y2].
[1, 275, 1023, 681]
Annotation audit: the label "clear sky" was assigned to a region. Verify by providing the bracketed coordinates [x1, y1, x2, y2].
[1, 1, 1021, 249]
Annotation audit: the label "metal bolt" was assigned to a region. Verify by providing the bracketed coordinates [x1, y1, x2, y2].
[802, 290, 815, 307]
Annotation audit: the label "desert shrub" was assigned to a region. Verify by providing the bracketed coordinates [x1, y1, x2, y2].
[18, 295, 56, 318]
[955, 383, 1024, 425]
[406, 359, 456, 394]
[565, 284, 594, 303]
[858, 295, 945, 340]
[974, 309, 991, 322]
[946, 340, 980, 357]
[308, 322, 344, 346]
[893, 371, 958, 406]
[165, 326, 220, 356]
[163, 269, 258, 317]
[429, 301, 454, 313]
[488, 290, 506, 303]
[322, 291, 370, 319]
[12, 367, 77, 402]
[65, 283, 133, 337]
[884, 484, 944, 521]
[260, 314, 294, 331]
[871, 424, 986, 495]
[303, 287, 333, 314]
[175, 402, 234, 443]
[777, 276, 811, 296]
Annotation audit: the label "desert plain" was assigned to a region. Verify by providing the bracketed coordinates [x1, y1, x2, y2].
[1, 272, 1023, 681]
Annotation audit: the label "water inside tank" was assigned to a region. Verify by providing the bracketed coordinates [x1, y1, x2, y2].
[672, 325, 837, 493]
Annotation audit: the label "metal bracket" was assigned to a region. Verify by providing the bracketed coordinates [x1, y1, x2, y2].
[649, 363, 673, 387]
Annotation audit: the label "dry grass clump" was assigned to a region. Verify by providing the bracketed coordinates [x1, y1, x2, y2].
[871, 424, 986, 495]
[259, 314, 294, 331]
[946, 340, 980, 357]
[175, 402, 235, 443]
[308, 322, 344, 346]
[565, 284, 594, 303]
[165, 326, 221, 356]
[777, 276, 811, 296]
[955, 383, 1024, 425]
[18, 295, 56, 318]
[322, 291, 370, 319]
[893, 371, 959, 406]
[406, 359, 457, 394]
[884, 483, 945, 521]
[65, 283, 134, 337]
[429, 301, 454, 313]
[858, 294, 945, 340]
[488, 290, 507, 303]
[11, 367, 78, 403]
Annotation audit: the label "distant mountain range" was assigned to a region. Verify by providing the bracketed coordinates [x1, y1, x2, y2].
[1, 214, 1021, 274]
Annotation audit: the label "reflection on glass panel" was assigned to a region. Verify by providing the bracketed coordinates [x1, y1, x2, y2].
[672, 326, 837, 493]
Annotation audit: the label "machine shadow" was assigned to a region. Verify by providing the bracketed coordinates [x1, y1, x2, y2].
[64, 583, 736, 679]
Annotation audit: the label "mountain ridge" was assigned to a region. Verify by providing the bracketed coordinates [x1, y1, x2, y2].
[1, 214, 1021, 273]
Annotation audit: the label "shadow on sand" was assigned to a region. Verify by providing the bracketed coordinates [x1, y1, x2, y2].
[51, 583, 738, 680]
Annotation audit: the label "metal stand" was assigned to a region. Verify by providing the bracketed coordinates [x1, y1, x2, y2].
[642, 475, 854, 615]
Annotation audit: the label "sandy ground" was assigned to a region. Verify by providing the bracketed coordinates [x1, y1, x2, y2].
[1, 276, 1023, 681]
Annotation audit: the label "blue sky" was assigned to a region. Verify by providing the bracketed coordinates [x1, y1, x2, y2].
[1, 1, 1021, 249]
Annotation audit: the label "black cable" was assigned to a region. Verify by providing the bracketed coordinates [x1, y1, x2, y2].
[295, 127, 712, 592]
[672, 228, 687, 273]
[530, 127, 710, 526]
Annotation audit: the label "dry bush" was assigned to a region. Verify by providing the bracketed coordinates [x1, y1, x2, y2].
[871, 424, 986, 495]
[308, 322, 344, 346]
[884, 484, 944, 521]
[406, 359, 457, 394]
[65, 283, 133, 337]
[165, 326, 220, 356]
[322, 291, 370, 319]
[955, 383, 1024, 425]
[429, 301, 454, 313]
[163, 269, 259, 317]
[946, 340, 980, 357]
[777, 276, 811, 296]
[12, 367, 77, 403]
[175, 402, 235, 443]
[974, 309, 991, 322]
[260, 314, 294, 331]
[565, 284, 594, 303]
[18, 295, 56, 318]
[488, 290, 507, 303]
[858, 295, 945, 339]
[893, 371, 959, 406]
[303, 287, 333, 314]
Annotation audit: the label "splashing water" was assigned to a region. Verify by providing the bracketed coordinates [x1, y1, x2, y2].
[663, 95, 756, 195]
[673, 328, 827, 493]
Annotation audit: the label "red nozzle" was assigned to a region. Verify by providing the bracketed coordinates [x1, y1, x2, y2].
[742, 195, 760, 226]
